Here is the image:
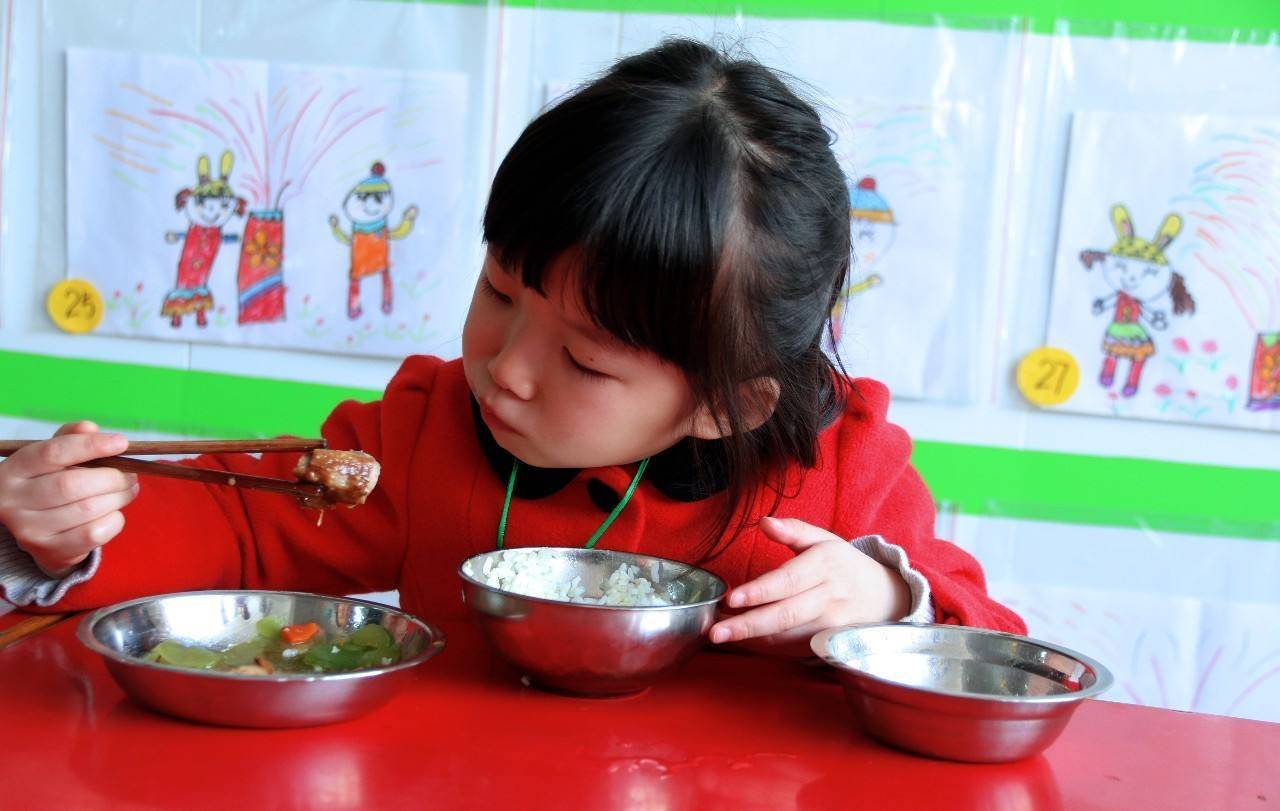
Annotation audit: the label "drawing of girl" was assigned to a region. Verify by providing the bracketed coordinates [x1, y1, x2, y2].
[1080, 204, 1196, 397]
[161, 151, 246, 328]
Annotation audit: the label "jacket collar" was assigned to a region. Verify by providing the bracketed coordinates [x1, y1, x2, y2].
[470, 396, 728, 502]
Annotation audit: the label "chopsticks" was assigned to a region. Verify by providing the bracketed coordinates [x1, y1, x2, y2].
[0, 613, 71, 651]
[0, 438, 326, 457]
[77, 457, 328, 505]
[0, 438, 330, 507]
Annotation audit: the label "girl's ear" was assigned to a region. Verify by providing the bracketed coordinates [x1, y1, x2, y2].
[197, 155, 211, 182]
[220, 150, 234, 179]
[687, 377, 781, 440]
[1111, 204, 1134, 239]
[1154, 213, 1182, 251]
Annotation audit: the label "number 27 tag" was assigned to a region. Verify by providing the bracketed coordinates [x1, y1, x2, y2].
[46, 279, 104, 334]
[1017, 347, 1080, 407]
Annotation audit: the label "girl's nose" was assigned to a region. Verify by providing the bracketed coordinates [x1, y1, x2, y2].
[487, 324, 538, 401]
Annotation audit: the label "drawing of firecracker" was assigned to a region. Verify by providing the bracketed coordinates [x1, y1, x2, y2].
[237, 209, 285, 324]
[1247, 332, 1280, 411]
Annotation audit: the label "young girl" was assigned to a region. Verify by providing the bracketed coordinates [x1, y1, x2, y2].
[0, 40, 1022, 653]
[160, 151, 247, 328]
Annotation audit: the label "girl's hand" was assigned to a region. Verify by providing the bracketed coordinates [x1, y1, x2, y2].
[0, 422, 139, 578]
[708, 516, 911, 656]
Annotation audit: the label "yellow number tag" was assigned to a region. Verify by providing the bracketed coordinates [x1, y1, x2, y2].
[47, 279, 105, 334]
[1017, 347, 1080, 407]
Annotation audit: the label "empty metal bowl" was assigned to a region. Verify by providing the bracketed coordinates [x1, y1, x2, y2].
[811, 623, 1113, 762]
[459, 548, 726, 696]
[78, 590, 445, 728]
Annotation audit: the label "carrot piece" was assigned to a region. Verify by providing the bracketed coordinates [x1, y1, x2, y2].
[280, 622, 321, 645]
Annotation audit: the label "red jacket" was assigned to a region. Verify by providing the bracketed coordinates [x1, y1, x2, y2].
[48, 356, 1024, 632]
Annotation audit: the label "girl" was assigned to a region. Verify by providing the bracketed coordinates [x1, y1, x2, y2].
[161, 151, 247, 328]
[0, 40, 1022, 653]
[1080, 204, 1195, 398]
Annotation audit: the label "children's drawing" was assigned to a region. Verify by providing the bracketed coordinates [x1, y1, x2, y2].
[1078, 205, 1196, 397]
[161, 152, 246, 328]
[822, 99, 976, 401]
[65, 48, 470, 356]
[1045, 111, 1280, 430]
[829, 177, 898, 344]
[328, 162, 418, 319]
[844, 176, 897, 296]
[1169, 130, 1280, 413]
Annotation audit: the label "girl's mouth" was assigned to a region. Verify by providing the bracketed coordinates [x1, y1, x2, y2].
[480, 404, 523, 437]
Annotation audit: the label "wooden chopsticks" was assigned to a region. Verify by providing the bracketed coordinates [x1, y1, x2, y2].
[0, 613, 71, 651]
[78, 457, 328, 505]
[0, 438, 330, 507]
[0, 438, 326, 457]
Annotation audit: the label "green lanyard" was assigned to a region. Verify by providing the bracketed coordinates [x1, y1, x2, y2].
[495, 457, 651, 550]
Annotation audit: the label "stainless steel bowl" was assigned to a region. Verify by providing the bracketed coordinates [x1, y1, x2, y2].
[459, 548, 726, 696]
[77, 590, 445, 728]
[811, 623, 1113, 763]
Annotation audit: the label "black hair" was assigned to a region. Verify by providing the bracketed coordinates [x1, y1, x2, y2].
[483, 38, 850, 557]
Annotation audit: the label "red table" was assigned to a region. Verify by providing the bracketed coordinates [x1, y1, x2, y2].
[2, 610, 1276, 811]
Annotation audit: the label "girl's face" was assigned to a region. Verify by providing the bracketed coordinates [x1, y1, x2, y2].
[188, 194, 236, 228]
[1100, 254, 1171, 301]
[344, 190, 394, 224]
[462, 250, 701, 469]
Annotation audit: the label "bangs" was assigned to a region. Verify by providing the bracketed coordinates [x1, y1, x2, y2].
[482, 83, 742, 368]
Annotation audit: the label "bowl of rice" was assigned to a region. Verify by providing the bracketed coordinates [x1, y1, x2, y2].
[459, 547, 726, 695]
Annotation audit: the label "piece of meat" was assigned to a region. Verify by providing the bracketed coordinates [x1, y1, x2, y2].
[293, 449, 381, 507]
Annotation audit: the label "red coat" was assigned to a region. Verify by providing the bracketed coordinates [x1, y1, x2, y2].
[48, 356, 1024, 633]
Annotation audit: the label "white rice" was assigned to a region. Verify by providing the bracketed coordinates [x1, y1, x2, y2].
[466, 550, 672, 607]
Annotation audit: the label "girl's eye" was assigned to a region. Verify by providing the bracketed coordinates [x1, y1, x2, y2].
[1143, 266, 1159, 277]
[479, 275, 512, 305]
[563, 348, 610, 382]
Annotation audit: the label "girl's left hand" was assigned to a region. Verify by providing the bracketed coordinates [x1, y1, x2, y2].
[708, 516, 911, 656]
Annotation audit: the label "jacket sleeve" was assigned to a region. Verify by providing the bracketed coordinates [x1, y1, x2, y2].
[833, 380, 1026, 634]
[4, 355, 442, 612]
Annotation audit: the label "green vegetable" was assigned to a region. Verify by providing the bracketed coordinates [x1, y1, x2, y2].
[140, 621, 402, 674]
[220, 638, 268, 668]
[147, 640, 220, 669]
[303, 643, 366, 672]
[255, 616, 284, 639]
[348, 624, 394, 650]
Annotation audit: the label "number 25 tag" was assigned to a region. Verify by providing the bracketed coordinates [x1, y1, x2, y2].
[1017, 347, 1080, 407]
[46, 279, 104, 334]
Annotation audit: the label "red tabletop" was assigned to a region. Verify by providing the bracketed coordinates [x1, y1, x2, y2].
[2, 610, 1276, 811]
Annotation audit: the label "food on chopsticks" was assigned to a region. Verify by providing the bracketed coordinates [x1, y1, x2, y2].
[142, 617, 402, 674]
[294, 449, 381, 507]
[2, 438, 380, 513]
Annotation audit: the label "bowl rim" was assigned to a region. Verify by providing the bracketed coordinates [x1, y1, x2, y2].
[457, 546, 727, 611]
[810, 622, 1115, 705]
[76, 589, 446, 683]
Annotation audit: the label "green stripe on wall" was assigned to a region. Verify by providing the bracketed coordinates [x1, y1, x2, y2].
[407, 0, 1280, 40]
[4, 350, 1276, 540]
[915, 442, 1280, 540]
[1, 350, 377, 439]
